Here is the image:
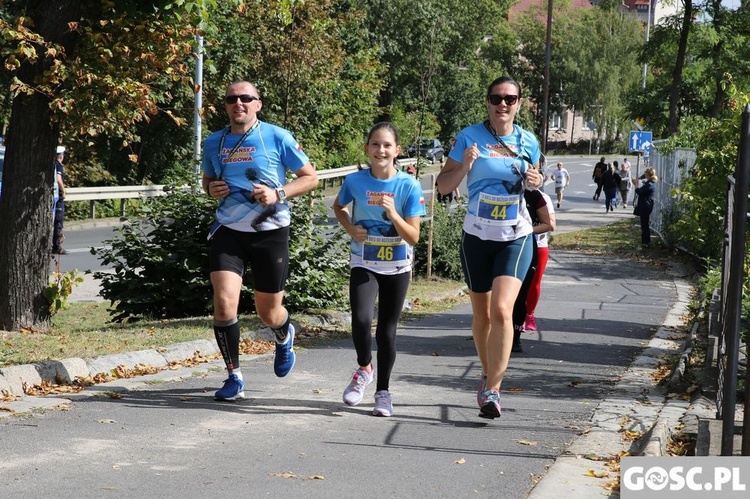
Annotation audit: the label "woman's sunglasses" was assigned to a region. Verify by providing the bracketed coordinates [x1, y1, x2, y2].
[488, 94, 519, 106]
[225, 94, 260, 104]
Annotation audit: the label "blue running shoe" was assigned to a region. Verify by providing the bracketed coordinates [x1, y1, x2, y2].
[215, 374, 245, 401]
[478, 389, 502, 419]
[274, 321, 297, 377]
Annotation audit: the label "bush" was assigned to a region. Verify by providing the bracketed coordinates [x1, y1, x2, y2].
[93, 186, 349, 321]
[414, 201, 466, 281]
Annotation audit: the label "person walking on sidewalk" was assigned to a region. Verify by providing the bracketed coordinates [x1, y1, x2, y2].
[334, 123, 425, 417]
[618, 158, 632, 209]
[511, 187, 555, 353]
[202, 80, 319, 401]
[634, 167, 658, 245]
[592, 157, 606, 201]
[547, 161, 570, 209]
[601, 162, 621, 213]
[436, 75, 542, 419]
[523, 190, 556, 333]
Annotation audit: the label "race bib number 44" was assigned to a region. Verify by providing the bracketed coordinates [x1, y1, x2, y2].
[363, 236, 408, 268]
[476, 193, 520, 226]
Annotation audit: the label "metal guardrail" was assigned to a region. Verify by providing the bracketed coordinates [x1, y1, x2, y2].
[66, 159, 421, 218]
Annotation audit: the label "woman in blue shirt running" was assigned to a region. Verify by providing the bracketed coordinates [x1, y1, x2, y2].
[437, 76, 543, 419]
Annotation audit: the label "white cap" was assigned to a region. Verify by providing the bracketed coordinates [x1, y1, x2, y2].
[56, 146, 66, 154]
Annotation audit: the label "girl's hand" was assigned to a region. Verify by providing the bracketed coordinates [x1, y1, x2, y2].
[349, 224, 368, 243]
[376, 194, 398, 221]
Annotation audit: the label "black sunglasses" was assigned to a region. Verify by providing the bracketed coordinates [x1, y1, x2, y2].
[225, 94, 260, 104]
[488, 94, 519, 106]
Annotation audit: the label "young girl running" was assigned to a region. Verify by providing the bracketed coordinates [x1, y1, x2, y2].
[333, 123, 426, 417]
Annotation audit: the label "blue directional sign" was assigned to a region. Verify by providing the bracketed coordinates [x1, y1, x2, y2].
[629, 131, 652, 153]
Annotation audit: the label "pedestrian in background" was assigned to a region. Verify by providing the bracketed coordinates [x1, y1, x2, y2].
[601, 162, 621, 213]
[202, 80, 319, 401]
[334, 122, 425, 417]
[634, 167, 658, 245]
[547, 161, 570, 209]
[436, 75, 543, 419]
[618, 158, 632, 209]
[52, 148, 67, 255]
[592, 156, 606, 201]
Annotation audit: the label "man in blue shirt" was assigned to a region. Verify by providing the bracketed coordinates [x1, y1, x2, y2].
[201, 81, 318, 401]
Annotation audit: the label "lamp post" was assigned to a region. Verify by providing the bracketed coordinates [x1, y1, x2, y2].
[642, 0, 652, 89]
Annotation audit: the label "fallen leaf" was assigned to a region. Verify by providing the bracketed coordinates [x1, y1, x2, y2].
[455, 458, 466, 464]
[307, 475, 325, 480]
[586, 469, 609, 478]
[273, 472, 297, 479]
[98, 419, 117, 424]
[517, 439, 538, 446]
[505, 387, 523, 392]
[312, 388, 323, 394]
[431, 352, 440, 356]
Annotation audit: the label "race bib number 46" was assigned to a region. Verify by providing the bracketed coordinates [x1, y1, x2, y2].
[476, 193, 520, 226]
[363, 236, 408, 268]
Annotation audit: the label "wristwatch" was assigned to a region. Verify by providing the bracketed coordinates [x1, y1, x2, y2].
[276, 187, 288, 202]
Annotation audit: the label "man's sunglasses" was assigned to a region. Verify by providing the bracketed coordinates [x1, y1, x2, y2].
[225, 94, 260, 104]
[488, 94, 519, 106]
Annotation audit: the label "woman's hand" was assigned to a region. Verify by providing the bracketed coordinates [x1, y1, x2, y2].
[526, 168, 542, 188]
[463, 143, 479, 170]
[377, 194, 398, 221]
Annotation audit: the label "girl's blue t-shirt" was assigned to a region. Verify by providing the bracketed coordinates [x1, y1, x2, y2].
[337, 168, 426, 275]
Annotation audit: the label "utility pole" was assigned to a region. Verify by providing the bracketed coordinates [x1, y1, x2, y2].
[541, 0, 553, 154]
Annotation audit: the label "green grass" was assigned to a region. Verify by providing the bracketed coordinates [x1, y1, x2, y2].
[0, 276, 466, 367]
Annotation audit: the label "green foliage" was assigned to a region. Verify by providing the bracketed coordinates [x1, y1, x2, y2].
[285, 192, 350, 311]
[93, 187, 218, 321]
[44, 269, 84, 315]
[414, 201, 466, 281]
[92, 186, 349, 321]
[663, 90, 747, 260]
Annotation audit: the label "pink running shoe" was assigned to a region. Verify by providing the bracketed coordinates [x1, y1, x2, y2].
[524, 314, 538, 331]
[476, 372, 488, 407]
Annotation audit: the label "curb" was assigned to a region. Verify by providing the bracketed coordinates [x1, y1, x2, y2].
[1, 311, 355, 418]
[527, 268, 695, 498]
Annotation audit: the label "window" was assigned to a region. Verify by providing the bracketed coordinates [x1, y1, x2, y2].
[582, 117, 595, 131]
[549, 112, 563, 130]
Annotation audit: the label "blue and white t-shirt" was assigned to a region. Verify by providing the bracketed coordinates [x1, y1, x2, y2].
[448, 123, 540, 241]
[337, 168, 426, 275]
[202, 121, 309, 233]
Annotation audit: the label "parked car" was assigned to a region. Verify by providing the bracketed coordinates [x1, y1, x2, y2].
[407, 138, 444, 163]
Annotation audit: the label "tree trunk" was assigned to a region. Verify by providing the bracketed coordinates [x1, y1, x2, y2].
[667, 0, 692, 136]
[0, 0, 81, 331]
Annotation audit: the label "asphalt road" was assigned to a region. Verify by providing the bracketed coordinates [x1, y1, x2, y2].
[5, 156, 676, 498]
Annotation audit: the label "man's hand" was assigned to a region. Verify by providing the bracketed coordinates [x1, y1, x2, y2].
[252, 183, 278, 206]
[207, 180, 230, 199]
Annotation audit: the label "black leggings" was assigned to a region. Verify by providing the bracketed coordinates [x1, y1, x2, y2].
[350, 267, 411, 392]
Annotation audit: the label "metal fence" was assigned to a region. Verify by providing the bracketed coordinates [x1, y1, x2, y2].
[647, 142, 697, 240]
[714, 104, 750, 456]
